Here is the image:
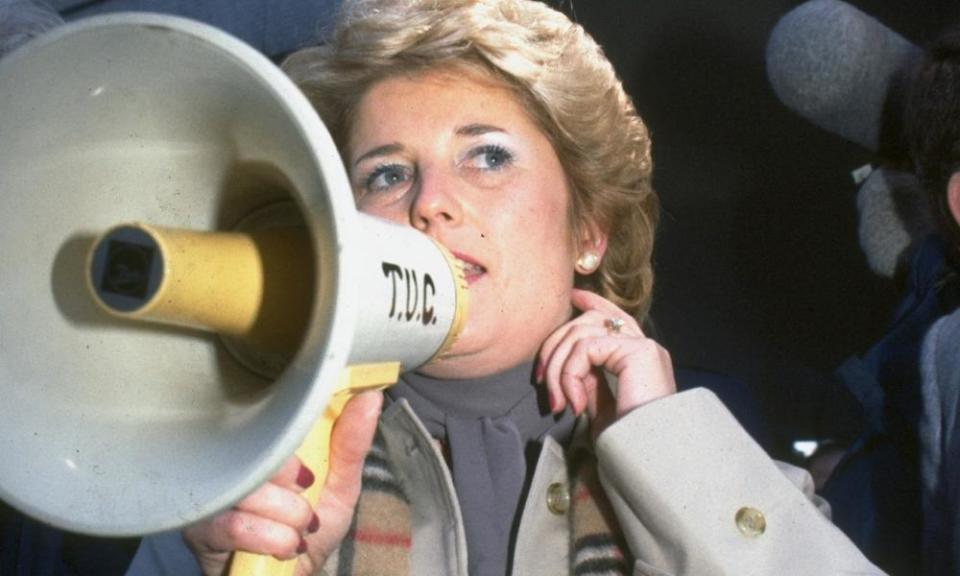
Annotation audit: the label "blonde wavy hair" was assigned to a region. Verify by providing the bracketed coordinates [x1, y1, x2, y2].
[284, 0, 658, 320]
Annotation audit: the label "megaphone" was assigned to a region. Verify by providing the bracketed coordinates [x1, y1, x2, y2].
[0, 9, 467, 567]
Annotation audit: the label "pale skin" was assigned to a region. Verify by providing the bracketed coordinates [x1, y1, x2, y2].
[184, 68, 676, 575]
[949, 172, 960, 230]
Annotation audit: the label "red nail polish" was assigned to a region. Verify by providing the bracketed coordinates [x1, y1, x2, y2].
[308, 513, 320, 533]
[296, 538, 308, 555]
[296, 465, 315, 489]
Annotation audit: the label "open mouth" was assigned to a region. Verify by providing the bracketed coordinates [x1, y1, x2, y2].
[453, 252, 486, 283]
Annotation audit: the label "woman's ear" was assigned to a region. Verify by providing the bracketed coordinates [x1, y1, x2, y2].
[574, 221, 608, 275]
[948, 172, 960, 228]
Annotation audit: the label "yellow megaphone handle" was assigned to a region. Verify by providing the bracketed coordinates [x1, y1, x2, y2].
[228, 362, 400, 576]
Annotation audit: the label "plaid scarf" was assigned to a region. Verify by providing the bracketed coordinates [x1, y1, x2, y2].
[324, 430, 629, 575]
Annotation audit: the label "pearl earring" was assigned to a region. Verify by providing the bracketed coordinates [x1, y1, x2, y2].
[576, 251, 600, 274]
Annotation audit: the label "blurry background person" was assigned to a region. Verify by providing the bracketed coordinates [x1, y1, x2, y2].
[906, 25, 960, 576]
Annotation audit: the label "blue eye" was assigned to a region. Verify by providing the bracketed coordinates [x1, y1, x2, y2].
[364, 163, 412, 194]
[467, 144, 513, 171]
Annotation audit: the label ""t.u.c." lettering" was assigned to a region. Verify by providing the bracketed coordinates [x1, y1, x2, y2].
[382, 262, 437, 326]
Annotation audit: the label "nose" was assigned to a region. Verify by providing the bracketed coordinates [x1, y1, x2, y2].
[410, 166, 462, 231]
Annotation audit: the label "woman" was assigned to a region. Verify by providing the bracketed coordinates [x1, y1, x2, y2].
[135, 0, 883, 574]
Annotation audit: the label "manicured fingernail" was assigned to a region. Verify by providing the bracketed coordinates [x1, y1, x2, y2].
[297, 538, 308, 554]
[308, 513, 320, 534]
[296, 465, 315, 489]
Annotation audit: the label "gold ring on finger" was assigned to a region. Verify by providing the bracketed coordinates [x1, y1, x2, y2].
[605, 317, 625, 335]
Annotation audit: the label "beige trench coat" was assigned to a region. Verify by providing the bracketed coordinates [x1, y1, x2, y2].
[126, 388, 883, 575]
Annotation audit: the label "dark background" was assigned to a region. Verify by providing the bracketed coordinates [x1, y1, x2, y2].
[50, 0, 960, 456]
[568, 0, 958, 455]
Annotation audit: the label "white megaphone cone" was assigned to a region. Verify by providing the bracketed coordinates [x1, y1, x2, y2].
[0, 12, 467, 576]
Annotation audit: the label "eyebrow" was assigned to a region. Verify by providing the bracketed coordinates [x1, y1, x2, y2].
[456, 123, 506, 137]
[352, 143, 403, 168]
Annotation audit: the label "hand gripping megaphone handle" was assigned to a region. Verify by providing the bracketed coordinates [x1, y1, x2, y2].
[229, 362, 401, 576]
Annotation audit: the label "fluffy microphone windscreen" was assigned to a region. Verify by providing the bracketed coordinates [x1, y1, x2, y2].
[856, 166, 934, 278]
[766, 0, 920, 154]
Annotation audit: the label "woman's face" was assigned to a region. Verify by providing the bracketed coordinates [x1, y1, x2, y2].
[347, 69, 600, 379]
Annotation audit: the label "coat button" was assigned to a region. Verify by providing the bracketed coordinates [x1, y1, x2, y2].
[546, 482, 570, 515]
[735, 507, 766, 537]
